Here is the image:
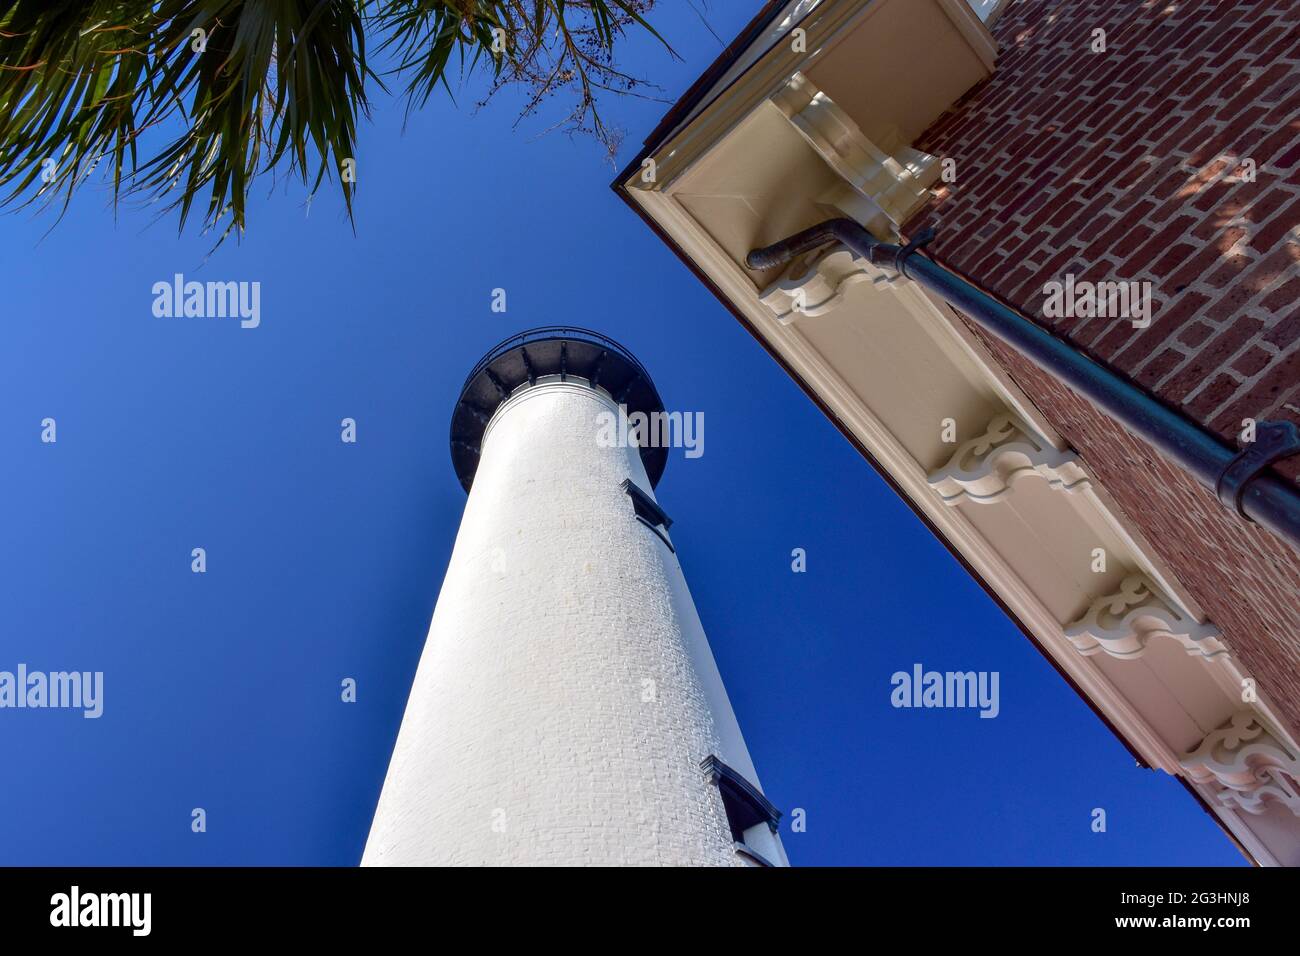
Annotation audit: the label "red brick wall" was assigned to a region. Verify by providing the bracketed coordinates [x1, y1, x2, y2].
[903, 0, 1300, 730]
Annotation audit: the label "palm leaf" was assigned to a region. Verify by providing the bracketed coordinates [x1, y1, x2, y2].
[0, 0, 670, 242]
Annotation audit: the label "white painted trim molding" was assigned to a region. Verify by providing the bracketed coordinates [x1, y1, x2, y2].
[928, 413, 1090, 505]
[619, 0, 1300, 865]
[1183, 712, 1300, 818]
[758, 242, 896, 323]
[770, 72, 940, 231]
[1064, 576, 1227, 662]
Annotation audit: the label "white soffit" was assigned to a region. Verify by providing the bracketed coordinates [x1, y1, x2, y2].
[621, 0, 1300, 864]
[643, 0, 996, 195]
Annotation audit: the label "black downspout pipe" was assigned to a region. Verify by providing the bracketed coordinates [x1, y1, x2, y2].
[746, 218, 1300, 555]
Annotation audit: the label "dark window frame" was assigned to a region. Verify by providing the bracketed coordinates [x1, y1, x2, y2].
[700, 755, 782, 863]
[620, 478, 675, 552]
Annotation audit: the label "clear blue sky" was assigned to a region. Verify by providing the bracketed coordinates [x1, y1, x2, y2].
[0, 3, 1242, 866]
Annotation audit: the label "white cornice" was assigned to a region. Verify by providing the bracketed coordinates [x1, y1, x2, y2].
[1064, 576, 1227, 662]
[771, 72, 940, 230]
[635, 0, 876, 190]
[620, 0, 1300, 865]
[628, 185, 1187, 777]
[1183, 712, 1300, 818]
[629, 0, 995, 193]
[928, 413, 1090, 505]
[758, 242, 895, 323]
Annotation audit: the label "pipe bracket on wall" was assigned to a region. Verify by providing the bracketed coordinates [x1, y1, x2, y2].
[893, 226, 936, 278]
[1217, 420, 1300, 520]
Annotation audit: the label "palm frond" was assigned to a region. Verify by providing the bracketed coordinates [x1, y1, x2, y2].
[0, 0, 669, 243]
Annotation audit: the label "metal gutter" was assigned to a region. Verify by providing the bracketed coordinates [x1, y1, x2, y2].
[746, 219, 1300, 554]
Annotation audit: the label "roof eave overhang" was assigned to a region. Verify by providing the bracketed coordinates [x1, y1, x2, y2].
[612, 0, 1300, 866]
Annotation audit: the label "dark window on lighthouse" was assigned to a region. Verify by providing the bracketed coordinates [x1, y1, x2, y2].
[620, 479, 674, 553]
[700, 755, 781, 863]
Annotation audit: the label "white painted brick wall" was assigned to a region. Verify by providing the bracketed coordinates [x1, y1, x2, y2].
[363, 379, 785, 866]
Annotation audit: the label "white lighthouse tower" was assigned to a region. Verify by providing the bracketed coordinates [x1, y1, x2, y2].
[363, 328, 788, 867]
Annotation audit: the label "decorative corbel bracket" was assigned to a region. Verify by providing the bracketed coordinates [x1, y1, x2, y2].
[1064, 575, 1226, 661]
[1181, 712, 1300, 817]
[927, 414, 1089, 505]
[769, 72, 940, 232]
[757, 242, 894, 324]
